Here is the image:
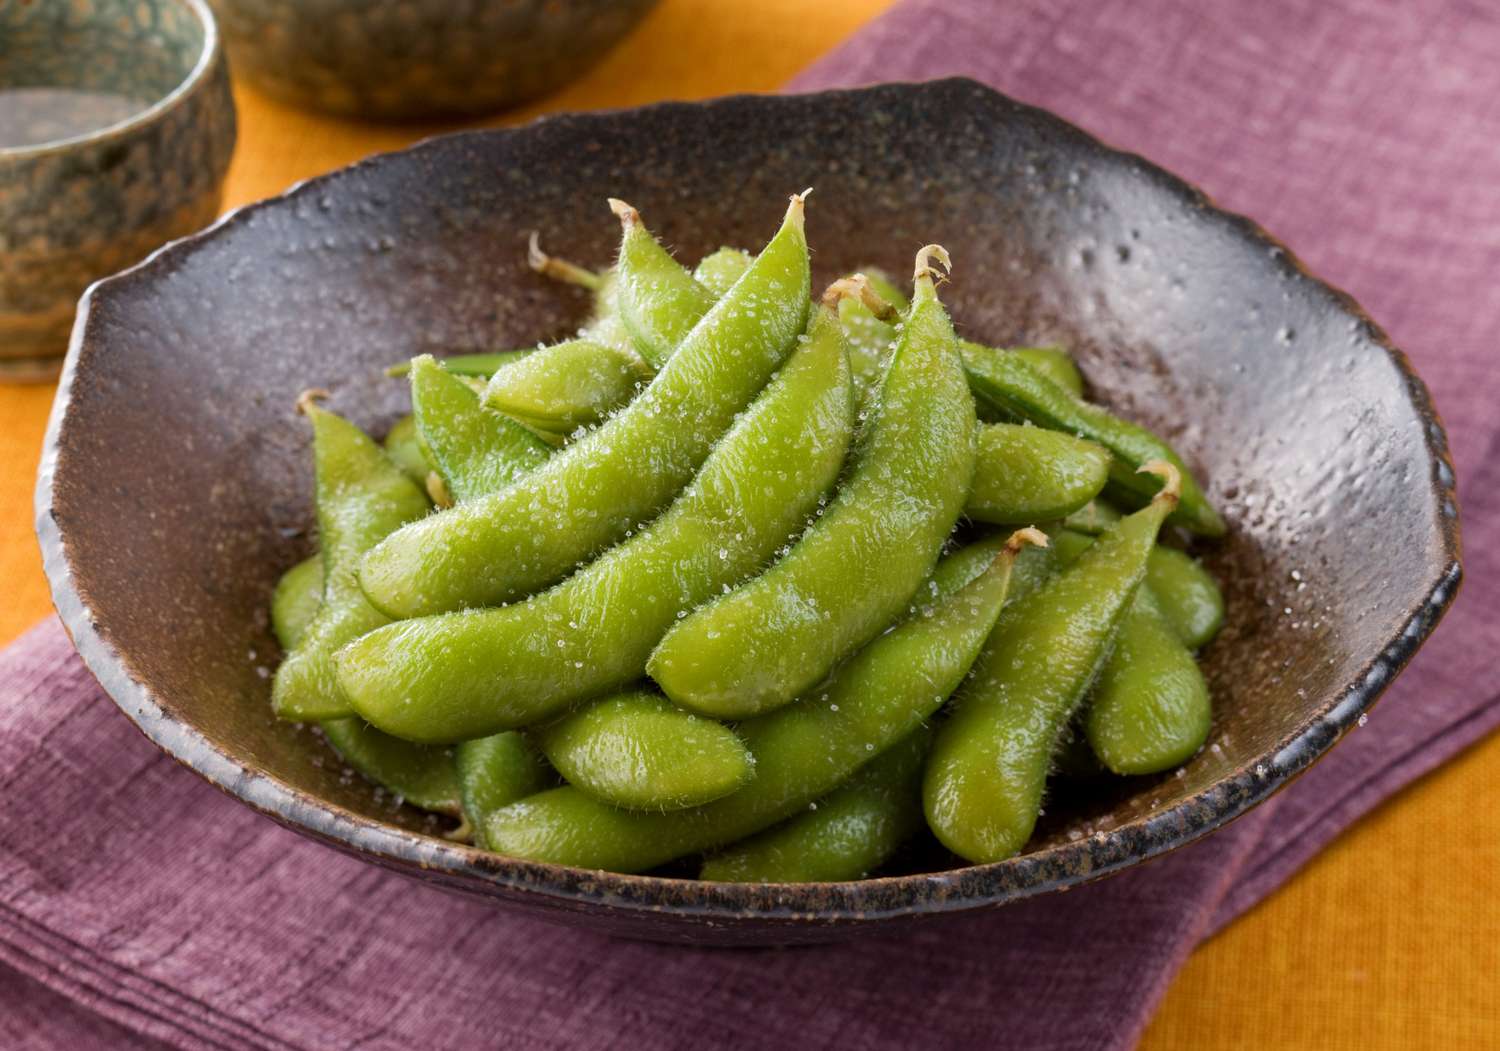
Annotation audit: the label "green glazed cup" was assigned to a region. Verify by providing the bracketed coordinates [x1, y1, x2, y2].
[0, 0, 236, 382]
[208, 0, 659, 121]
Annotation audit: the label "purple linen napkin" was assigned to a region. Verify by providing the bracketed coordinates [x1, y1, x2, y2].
[3, 1, 1496, 1047]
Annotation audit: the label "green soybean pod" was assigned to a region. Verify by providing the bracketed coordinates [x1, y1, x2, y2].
[384, 350, 532, 379]
[923, 466, 1181, 864]
[692, 246, 753, 296]
[1061, 498, 1124, 535]
[357, 192, 812, 617]
[610, 199, 717, 367]
[1059, 510, 1226, 648]
[281, 580, 470, 820]
[381, 414, 430, 486]
[960, 341, 1225, 537]
[536, 691, 754, 811]
[649, 246, 976, 719]
[1146, 546, 1226, 648]
[1085, 586, 1212, 774]
[455, 734, 551, 849]
[857, 266, 909, 311]
[835, 293, 895, 400]
[832, 278, 1085, 402]
[1006, 346, 1084, 398]
[965, 423, 1111, 525]
[271, 555, 323, 651]
[483, 534, 1032, 872]
[1050, 529, 1213, 774]
[699, 727, 929, 883]
[273, 398, 430, 722]
[338, 302, 852, 741]
[409, 355, 551, 505]
[482, 339, 652, 432]
[319, 718, 462, 816]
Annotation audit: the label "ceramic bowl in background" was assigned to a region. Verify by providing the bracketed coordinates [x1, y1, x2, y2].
[37, 80, 1460, 943]
[208, 0, 660, 121]
[0, 0, 236, 382]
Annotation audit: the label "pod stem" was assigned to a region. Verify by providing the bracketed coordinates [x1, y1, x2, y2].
[821, 273, 898, 319]
[784, 187, 812, 230]
[444, 816, 474, 843]
[914, 244, 952, 287]
[527, 231, 603, 290]
[1138, 459, 1183, 506]
[295, 388, 330, 416]
[426, 471, 454, 509]
[1004, 526, 1050, 556]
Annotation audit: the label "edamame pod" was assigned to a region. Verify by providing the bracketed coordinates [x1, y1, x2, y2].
[410, 355, 551, 505]
[482, 338, 651, 432]
[483, 533, 1034, 871]
[338, 302, 852, 740]
[1085, 586, 1212, 774]
[1007, 346, 1084, 398]
[381, 414, 430, 486]
[271, 555, 323, 650]
[959, 341, 1225, 536]
[834, 269, 1082, 394]
[1050, 529, 1213, 774]
[319, 718, 462, 816]
[857, 266, 908, 311]
[455, 734, 551, 849]
[929, 530, 1062, 605]
[273, 398, 430, 721]
[384, 351, 531, 379]
[692, 246, 752, 296]
[650, 246, 976, 718]
[1061, 498, 1123, 535]
[1146, 545, 1226, 648]
[965, 424, 1110, 525]
[699, 727, 929, 883]
[923, 466, 1182, 863]
[610, 199, 717, 367]
[835, 293, 895, 399]
[1060, 507, 1225, 649]
[357, 193, 813, 617]
[535, 691, 755, 811]
[274, 559, 473, 821]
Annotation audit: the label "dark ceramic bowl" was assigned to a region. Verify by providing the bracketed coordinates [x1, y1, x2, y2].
[37, 80, 1460, 945]
[209, 0, 659, 121]
[0, 0, 236, 382]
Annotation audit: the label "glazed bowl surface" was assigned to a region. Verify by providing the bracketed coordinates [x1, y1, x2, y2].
[38, 79, 1461, 944]
[208, 0, 659, 120]
[0, 0, 235, 381]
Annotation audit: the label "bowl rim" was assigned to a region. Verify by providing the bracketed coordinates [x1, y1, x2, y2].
[0, 0, 222, 162]
[35, 77, 1464, 926]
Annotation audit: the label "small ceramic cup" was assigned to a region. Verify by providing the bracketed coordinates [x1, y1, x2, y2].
[0, 0, 236, 382]
[208, 0, 659, 121]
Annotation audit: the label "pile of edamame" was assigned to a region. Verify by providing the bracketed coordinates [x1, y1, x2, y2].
[269, 191, 1227, 878]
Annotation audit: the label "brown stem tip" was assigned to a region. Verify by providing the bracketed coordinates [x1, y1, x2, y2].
[820, 273, 897, 319]
[914, 244, 952, 286]
[1138, 460, 1183, 505]
[1004, 526, 1050, 555]
[295, 388, 330, 416]
[607, 197, 640, 227]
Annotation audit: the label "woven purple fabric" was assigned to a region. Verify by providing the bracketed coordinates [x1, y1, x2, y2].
[3, 1, 1495, 1047]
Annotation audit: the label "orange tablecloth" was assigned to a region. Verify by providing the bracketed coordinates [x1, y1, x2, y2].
[1, 3, 1493, 1045]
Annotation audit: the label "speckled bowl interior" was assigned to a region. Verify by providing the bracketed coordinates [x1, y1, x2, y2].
[38, 80, 1460, 944]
